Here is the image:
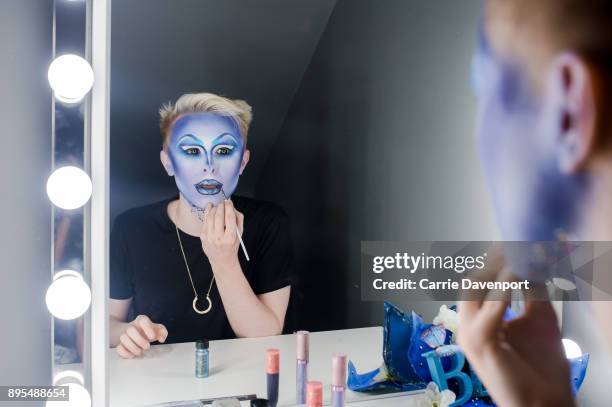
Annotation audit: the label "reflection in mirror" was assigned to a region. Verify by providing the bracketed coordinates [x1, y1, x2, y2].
[109, 1, 336, 351]
[107, 1, 486, 406]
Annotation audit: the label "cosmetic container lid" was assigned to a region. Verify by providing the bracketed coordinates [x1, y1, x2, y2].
[296, 330, 309, 361]
[266, 348, 280, 374]
[196, 339, 209, 349]
[332, 353, 347, 386]
[306, 381, 323, 406]
[250, 399, 269, 407]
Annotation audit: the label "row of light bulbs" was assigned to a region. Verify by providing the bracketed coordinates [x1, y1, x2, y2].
[46, 53, 95, 407]
[46, 54, 94, 321]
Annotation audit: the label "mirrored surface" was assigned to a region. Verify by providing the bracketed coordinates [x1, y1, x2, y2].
[108, 0, 488, 405]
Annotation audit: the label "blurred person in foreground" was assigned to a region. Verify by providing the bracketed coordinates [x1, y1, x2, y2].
[458, 1, 612, 406]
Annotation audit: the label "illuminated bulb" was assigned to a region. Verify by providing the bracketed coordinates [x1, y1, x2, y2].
[45, 383, 91, 407]
[47, 370, 90, 407]
[53, 370, 84, 386]
[46, 166, 92, 210]
[552, 277, 577, 291]
[562, 338, 582, 359]
[47, 54, 94, 104]
[46, 270, 91, 320]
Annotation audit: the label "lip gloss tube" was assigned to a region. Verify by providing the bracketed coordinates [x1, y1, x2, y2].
[296, 331, 309, 404]
[266, 349, 279, 407]
[331, 354, 347, 407]
[306, 381, 323, 407]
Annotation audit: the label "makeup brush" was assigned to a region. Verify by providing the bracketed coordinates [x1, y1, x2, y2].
[221, 188, 250, 262]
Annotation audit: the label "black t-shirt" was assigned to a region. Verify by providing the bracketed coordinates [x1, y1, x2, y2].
[110, 196, 292, 343]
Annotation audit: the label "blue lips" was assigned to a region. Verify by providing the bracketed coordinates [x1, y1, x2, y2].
[195, 179, 223, 195]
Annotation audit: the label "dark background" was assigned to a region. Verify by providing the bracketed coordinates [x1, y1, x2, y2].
[110, 0, 493, 333]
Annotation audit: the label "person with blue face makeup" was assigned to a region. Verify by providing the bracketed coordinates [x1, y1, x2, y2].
[161, 110, 246, 210]
[108, 93, 292, 358]
[457, 1, 612, 406]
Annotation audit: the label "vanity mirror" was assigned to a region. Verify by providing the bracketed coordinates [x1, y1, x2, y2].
[77, 1, 494, 405]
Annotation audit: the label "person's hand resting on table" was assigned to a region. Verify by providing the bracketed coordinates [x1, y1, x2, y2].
[110, 312, 168, 359]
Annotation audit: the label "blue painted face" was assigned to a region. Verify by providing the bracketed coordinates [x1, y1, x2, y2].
[472, 21, 586, 240]
[165, 113, 245, 208]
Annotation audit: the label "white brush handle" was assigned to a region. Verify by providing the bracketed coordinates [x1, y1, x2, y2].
[220, 189, 249, 261]
[236, 228, 250, 261]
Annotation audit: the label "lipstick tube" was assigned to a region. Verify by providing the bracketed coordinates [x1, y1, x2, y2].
[266, 349, 279, 407]
[306, 381, 323, 407]
[296, 331, 309, 404]
[331, 354, 347, 407]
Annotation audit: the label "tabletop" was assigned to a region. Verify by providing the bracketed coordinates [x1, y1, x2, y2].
[108, 326, 426, 406]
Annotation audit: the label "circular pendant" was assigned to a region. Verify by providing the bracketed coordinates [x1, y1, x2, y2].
[192, 295, 212, 315]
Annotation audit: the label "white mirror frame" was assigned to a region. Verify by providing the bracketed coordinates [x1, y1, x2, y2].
[90, 0, 111, 405]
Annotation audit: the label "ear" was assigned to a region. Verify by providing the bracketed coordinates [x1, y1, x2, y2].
[548, 53, 600, 174]
[239, 149, 250, 175]
[160, 149, 175, 176]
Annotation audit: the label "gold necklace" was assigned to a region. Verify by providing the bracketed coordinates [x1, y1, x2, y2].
[174, 208, 215, 315]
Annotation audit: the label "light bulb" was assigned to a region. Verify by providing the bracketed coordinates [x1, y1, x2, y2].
[552, 277, 577, 291]
[562, 338, 582, 359]
[53, 370, 84, 386]
[47, 54, 94, 104]
[46, 270, 91, 320]
[45, 382, 91, 407]
[49, 370, 89, 406]
[46, 166, 92, 210]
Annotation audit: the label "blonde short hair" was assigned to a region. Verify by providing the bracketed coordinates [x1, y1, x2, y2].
[159, 92, 253, 146]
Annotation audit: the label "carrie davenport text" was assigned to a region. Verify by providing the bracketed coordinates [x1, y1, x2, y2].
[372, 278, 530, 291]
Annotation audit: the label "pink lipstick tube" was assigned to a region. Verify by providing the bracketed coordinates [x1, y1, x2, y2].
[306, 381, 323, 407]
[266, 349, 280, 407]
[296, 331, 309, 404]
[331, 353, 347, 407]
